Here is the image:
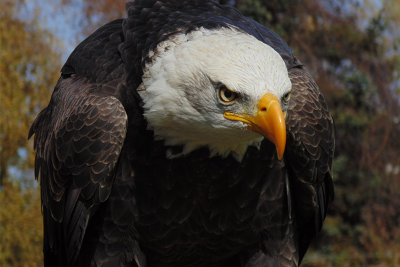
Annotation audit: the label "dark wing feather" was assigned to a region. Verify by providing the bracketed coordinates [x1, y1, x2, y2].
[29, 77, 128, 266]
[286, 66, 335, 262]
[61, 19, 125, 84]
[28, 18, 147, 266]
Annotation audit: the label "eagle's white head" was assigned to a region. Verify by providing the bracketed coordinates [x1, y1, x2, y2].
[138, 27, 292, 161]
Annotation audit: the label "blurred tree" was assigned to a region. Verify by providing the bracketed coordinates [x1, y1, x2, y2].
[60, 0, 126, 37]
[0, 181, 43, 267]
[0, 1, 61, 266]
[0, 0, 61, 184]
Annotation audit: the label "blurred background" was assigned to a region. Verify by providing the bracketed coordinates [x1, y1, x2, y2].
[0, 0, 399, 266]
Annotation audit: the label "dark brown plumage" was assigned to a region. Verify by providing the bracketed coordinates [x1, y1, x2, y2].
[29, 1, 334, 266]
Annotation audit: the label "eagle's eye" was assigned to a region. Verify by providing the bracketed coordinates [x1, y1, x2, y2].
[219, 85, 238, 103]
[283, 90, 292, 103]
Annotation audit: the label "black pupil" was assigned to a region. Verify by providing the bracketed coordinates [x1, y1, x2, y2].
[224, 89, 232, 99]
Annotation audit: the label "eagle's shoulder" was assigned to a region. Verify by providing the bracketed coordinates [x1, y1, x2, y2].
[61, 19, 125, 86]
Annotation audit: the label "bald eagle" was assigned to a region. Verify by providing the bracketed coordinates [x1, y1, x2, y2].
[29, 1, 335, 266]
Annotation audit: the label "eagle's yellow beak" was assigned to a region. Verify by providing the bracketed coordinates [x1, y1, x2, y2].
[224, 93, 286, 160]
